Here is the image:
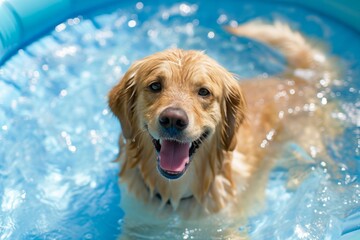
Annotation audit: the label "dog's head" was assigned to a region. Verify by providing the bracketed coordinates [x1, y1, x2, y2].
[109, 49, 246, 180]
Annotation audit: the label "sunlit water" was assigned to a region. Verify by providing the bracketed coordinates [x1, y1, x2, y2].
[0, 0, 359, 239]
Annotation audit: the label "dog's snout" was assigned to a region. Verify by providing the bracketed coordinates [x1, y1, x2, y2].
[159, 107, 189, 131]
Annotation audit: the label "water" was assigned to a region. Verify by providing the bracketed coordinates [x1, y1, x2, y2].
[0, 0, 359, 239]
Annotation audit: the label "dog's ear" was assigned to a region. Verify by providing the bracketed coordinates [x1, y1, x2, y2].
[221, 75, 247, 151]
[108, 62, 141, 139]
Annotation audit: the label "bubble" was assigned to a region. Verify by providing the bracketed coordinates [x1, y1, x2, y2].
[60, 89, 68, 97]
[207, 31, 215, 39]
[136, 2, 144, 10]
[229, 20, 238, 27]
[128, 20, 137, 28]
[179, 4, 192, 16]
[68, 145, 77, 152]
[217, 14, 228, 24]
[55, 23, 66, 32]
[321, 97, 328, 105]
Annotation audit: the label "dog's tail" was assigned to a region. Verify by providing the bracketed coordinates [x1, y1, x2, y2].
[226, 21, 335, 81]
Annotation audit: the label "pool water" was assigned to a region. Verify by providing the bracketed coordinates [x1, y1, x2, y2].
[0, 0, 359, 239]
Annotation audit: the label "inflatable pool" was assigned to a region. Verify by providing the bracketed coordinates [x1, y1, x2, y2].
[1, 0, 359, 63]
[0, 0, 359, 239]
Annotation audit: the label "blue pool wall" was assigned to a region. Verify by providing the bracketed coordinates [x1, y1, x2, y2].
[0, 0, 360, 65]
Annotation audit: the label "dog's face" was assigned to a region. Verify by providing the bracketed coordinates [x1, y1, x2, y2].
[109, 49, 246, 180]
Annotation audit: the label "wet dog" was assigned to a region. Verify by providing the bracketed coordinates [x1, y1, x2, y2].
[109, 21, 339, 238]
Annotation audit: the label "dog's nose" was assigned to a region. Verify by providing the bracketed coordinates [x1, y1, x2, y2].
[159, 107, 189, 131]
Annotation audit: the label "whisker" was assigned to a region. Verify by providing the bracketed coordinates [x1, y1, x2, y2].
[127, 128, 147, 144]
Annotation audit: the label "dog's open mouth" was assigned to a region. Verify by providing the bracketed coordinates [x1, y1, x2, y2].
[151, 131, 209, 180]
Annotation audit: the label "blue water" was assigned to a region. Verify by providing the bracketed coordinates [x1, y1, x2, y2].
[0, 0, 359, 239]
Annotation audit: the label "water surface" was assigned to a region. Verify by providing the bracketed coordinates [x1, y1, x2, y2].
[0, 1, 359, 239]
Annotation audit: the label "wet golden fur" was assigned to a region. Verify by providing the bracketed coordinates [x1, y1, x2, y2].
[109, 21, 340, 236]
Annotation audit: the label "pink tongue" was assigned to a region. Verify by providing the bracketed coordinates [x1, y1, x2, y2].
[159, 140, 190, 172]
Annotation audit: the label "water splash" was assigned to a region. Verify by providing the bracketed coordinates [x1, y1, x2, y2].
[0, 0, 359, 239]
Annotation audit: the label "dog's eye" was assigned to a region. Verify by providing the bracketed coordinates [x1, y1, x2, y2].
[198, 88, 210, 97]
[149, 82, 162, 92]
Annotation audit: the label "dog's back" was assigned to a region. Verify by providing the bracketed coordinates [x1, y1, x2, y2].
[228, 21, 342, 188]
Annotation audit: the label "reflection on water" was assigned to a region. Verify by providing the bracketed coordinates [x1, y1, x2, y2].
[0, 0, 359, 239]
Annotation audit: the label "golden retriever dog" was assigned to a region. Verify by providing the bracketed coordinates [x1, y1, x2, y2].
[109, 21, 340, 239]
